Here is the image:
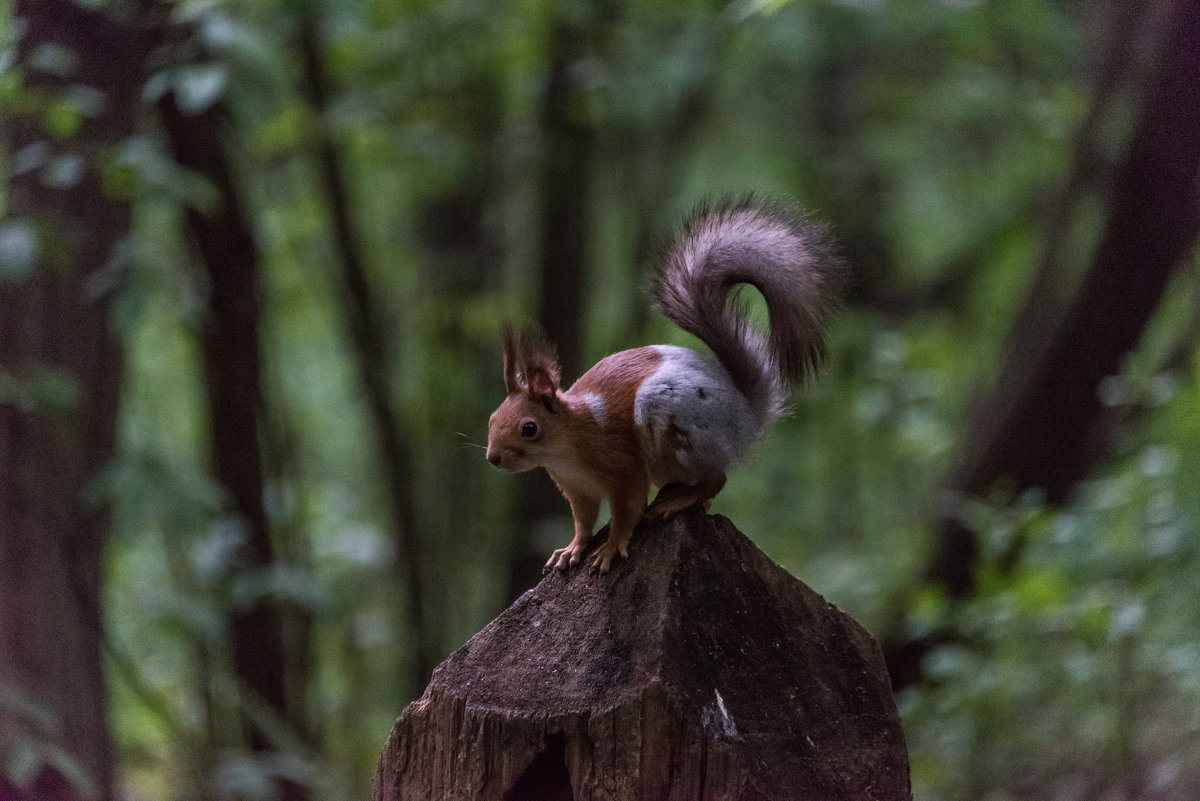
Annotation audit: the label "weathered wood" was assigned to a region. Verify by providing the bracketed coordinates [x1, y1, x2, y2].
[371, 511, 910, 800]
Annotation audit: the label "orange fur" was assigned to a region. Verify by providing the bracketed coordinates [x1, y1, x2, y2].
[486, 345, 664, 572]
[487, 199, 839, 573]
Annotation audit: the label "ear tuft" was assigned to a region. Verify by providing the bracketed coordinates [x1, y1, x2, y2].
[499, 326, 562, 405]
[501, 325, 520, 394]
[517, 329, 561, 406]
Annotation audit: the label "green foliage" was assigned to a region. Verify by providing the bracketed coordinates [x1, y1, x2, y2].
[0, 363, 82, 428]
[6, 0, 1196, 798]
[0, 217, 36, 280]
[0, 685, 98, 800]
[900, 407, 1200, 799]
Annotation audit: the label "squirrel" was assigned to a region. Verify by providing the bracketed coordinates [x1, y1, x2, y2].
[486, 196, 840, 572]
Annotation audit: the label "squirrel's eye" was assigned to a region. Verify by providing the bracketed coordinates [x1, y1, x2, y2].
[521, 421, 539, 439]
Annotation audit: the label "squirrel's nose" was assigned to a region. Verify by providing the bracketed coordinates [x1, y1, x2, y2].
[486, 451, 501, 466]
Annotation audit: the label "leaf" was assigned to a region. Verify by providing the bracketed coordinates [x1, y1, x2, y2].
[211, 754, 279, 801]
[172, 64, 228, 114]
[0, 686, 95, 797]
[66, 83, 108, 118]
[0, 219, 37, 282]
[1011, 568, 1067, 613]
[1108, 599, 1146, 640]
[43, 96, 81, 139]
[1, 735, 42, 787]
[29, 365, 82, 421]
[28, 43, 77, 78]
[12, 141, 50, 175]
[0, 684, 60, 737]
[41, 153, 85, 188]
[191, 517, 248, 583]
[39, 744, 98, 801]
[113, 135, 220, 212]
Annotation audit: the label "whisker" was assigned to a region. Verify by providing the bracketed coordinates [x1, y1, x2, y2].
[455, 432, 486, 451]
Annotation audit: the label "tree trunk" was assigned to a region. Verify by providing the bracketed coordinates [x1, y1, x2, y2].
[536, 13, 595, 381]
[0, 3, 151, 799]
[373, 512, 910, 801]
[156, 96, 306, 799]
[294, 4, 434, 691]
[931, 0, 1200, 594]
[506, 7, 601, 599]
[886, 0, 1200, 689]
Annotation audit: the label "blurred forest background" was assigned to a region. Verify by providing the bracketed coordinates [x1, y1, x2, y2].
[2, 0, 1200, 799]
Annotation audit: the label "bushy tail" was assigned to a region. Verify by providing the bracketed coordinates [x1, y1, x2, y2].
[651, 196, 840, 422]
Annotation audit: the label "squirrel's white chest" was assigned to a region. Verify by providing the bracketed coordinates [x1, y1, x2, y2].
[546, 454, 609, 498]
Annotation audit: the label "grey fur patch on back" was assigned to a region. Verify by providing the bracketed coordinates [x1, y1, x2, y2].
[635, 346, 762, 484]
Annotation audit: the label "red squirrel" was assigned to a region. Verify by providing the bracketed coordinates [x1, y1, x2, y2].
[486, 197, 839, 572]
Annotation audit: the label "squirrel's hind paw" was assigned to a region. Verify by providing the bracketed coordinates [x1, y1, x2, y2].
[646, 478, 726, 521]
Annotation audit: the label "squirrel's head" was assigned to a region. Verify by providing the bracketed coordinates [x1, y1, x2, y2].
[486, 327, 565, 472]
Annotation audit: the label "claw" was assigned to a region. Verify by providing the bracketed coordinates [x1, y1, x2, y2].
[590, 541, 629, 573]
[544, 544, 583, 572]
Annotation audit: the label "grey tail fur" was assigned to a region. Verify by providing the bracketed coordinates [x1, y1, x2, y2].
[651, 195, 841, 423]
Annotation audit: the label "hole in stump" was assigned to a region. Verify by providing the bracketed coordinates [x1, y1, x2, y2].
[502, 734, 574, 801]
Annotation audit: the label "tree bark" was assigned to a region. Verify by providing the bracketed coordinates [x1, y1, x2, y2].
[373, 512, 910, 801]
[0, 3, 151, 799]
[156, 96, 305, 799]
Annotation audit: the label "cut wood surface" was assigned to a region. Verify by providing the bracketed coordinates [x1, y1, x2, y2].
[371, 511, 910, 800]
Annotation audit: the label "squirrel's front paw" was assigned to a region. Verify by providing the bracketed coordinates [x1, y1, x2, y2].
[544, 544, 584, 572]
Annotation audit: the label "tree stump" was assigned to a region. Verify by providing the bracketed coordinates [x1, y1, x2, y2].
[371, 510, 911, 800]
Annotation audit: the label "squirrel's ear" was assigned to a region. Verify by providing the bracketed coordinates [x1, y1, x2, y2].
[518, 329, 561, 408]
[501, 326, 520, 394]
[525, 363, 560, 405]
